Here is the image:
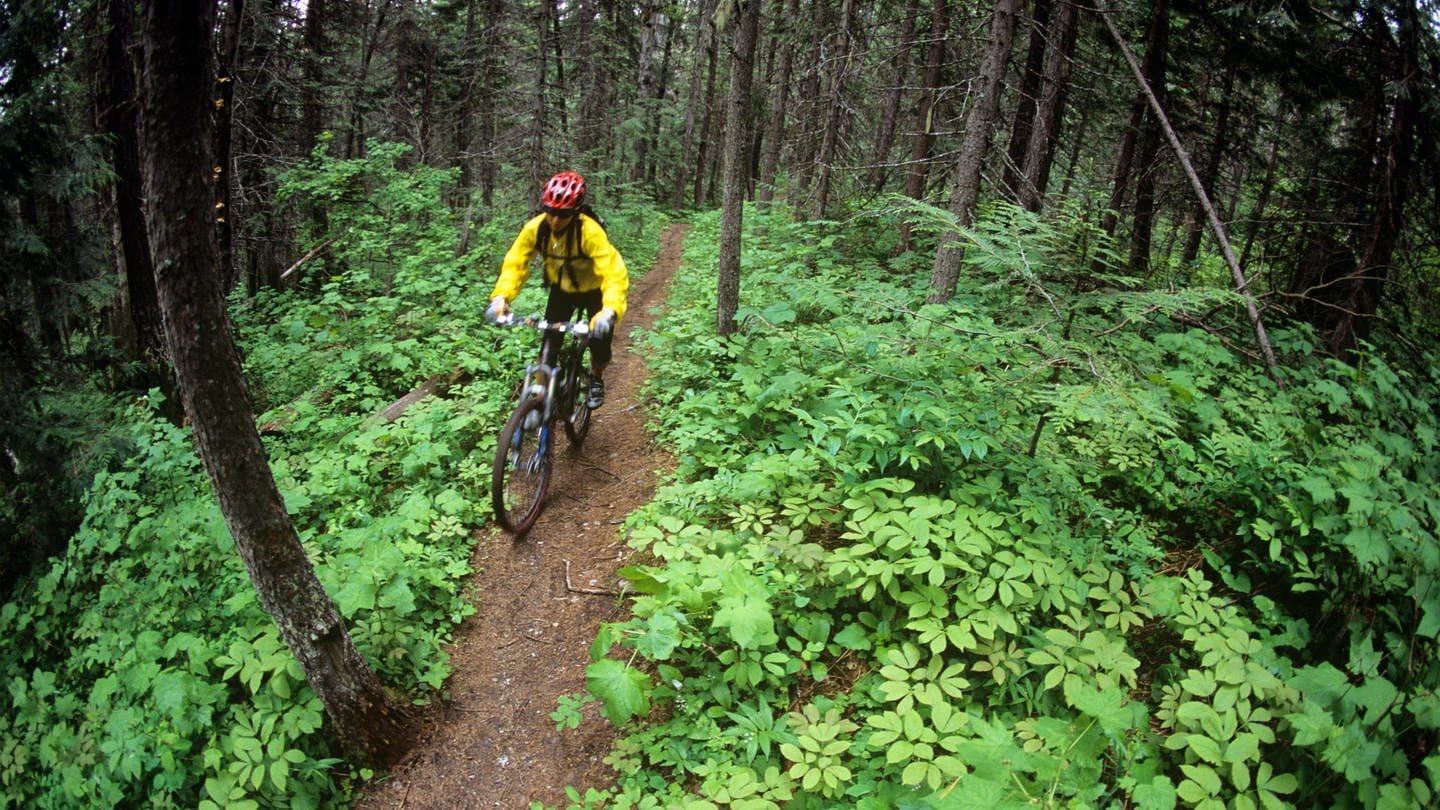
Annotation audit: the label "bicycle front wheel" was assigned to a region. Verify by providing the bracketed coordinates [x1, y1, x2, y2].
[564, 364, 593, 446]
[491, 397, 551, 534]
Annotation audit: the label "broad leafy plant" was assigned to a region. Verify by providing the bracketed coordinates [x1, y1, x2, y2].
[562, 201, 1440, 809]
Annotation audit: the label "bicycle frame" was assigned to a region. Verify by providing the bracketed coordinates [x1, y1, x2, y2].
[501, 313, 591, 424]
[489, 314, 594, 533]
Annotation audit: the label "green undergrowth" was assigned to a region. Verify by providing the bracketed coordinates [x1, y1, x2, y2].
[0, 143, 666, 808]
[563, 202, 1440, 809]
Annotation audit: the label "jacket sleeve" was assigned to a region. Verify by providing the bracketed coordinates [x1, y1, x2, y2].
[490, 215, 545, 302]
[581, 217, 629, 320]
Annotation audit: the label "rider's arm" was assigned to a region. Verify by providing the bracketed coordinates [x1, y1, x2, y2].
[580, 216, 629, 320]
[490, 214, 546, 303]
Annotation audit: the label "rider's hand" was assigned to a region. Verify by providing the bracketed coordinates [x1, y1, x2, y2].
[485, 296, 510, 323]
[589, 308, 617, 339]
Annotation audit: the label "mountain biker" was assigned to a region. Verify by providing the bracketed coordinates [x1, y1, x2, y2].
[484, 171, 629, 410]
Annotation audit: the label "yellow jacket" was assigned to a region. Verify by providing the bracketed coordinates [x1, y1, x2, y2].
[490, 213, 629, 320]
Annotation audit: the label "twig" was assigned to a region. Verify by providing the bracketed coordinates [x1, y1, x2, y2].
[573, 458, 623, 480]
[564, 559, 622, 596]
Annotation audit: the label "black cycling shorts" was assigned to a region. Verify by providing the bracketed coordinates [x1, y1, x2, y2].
[542, 288, 612, 367]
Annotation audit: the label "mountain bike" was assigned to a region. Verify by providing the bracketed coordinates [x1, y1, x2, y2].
[490, 314, 594, 534]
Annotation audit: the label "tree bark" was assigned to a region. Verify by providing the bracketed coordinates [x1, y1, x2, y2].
[808, 0, 855, 220]
[1181, 61, 1236, 267]
[717, 0, 760, 337]
[138, 0, 412, 765]
[1096, 0, 1278, 374]
[927, 0, 1020, 303]
[1001, 0, 1051, 201]
[1329, 0, 1419, 357]
[675, 0, 717, 209]
[756, 0, 797, 206]
[899, 0, 947, 247]
[867, 0, 918, 194]
[530, 0, 553, 190]
[1017, 0, 1078, 212]
[1125, 0, 1168, 277]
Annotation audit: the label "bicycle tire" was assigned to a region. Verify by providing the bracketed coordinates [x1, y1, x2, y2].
[564, 362, 593, 445]
[491, 396, 551, 534]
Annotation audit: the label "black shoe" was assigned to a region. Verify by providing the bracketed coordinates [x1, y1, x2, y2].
[586, 377, 605, 409]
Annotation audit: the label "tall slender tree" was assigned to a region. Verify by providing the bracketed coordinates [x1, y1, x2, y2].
[927, 0, 1020, 303]
[717, 0, 760, 336]
[137, 0, 412, 764]
[1017, 0, 1078, 212]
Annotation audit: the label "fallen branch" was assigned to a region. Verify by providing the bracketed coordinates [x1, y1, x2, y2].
[279, 237, 337, 284]
[373, 368, 472, 424]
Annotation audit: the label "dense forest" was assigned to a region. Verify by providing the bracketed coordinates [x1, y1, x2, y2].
[2, 0, 1438, 807]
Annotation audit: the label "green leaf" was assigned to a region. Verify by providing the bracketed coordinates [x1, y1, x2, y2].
[634, 611, 682, 660]
[712, 597, 776, 650]
[585, 659, 651, 725]
[1071, 684, 1133, 736]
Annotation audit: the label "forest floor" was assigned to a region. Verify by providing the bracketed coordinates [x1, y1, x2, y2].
[355, 223, 688, 809]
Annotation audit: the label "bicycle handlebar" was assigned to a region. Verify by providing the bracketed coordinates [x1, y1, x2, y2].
[493, 313, 591, 336]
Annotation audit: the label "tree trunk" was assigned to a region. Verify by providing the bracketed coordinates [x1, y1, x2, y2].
[530, 0, 553, 190]
[1126, 0, 1168, 277]
[789, 0, 829, 217]
[214, 0, 242, 293]
[1181, 61, 1236, 267]
[927, 0, 1020, 303]
[454, 0, 478, 193]
[477, 0, 502, 206]
[634, 2, 664, 181]
[867, 0, 918, 194]
[718, 0, 760, 337]
[302, 0, 328, 149]
[1001, 0, 1051, 201]
[1328, 0, 1419, 357]
[808, 0, 855, 220]
[756, 0, 797, 206]
[138, 0, 412, 765]
[105, 0, 166, 371]
[1018, 0, 1078, 212]
[899, 0, 947, 247]
[694, 19, 721, 208]
[675, 0, 717, 209]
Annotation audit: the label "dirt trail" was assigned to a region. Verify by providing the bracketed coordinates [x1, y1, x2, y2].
[356, 224, 687, 809]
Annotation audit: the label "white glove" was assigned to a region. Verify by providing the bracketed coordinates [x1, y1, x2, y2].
[485, 296, 509, 323]
[589, 308, 617, 339]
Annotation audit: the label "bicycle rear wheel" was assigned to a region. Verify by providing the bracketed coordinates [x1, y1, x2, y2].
[564, 363, 593, 445]
[491, 397, 551, 534]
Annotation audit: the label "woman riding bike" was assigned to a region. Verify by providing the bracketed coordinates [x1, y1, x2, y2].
[484, 171, 629, 411]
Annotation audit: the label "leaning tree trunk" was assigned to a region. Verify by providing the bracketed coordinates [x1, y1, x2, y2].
[927, 0, 1020, 303]
[1097, 0, 1278, 374]
[138, 0, 412, 765]
[717, 0, 760, 337]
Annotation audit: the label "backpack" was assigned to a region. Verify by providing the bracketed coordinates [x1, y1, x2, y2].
[535, 204, 607, 291]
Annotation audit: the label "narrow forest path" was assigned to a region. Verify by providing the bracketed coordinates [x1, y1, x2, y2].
[356, 224, 687, 809]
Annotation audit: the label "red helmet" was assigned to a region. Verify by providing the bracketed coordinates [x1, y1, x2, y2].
[541, 171, 586, 212]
